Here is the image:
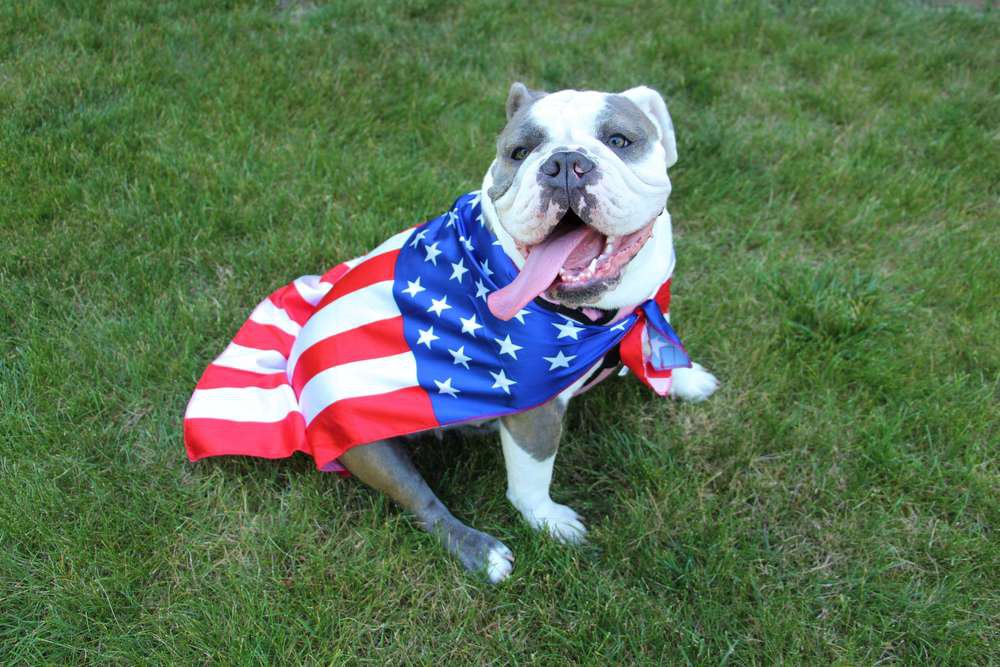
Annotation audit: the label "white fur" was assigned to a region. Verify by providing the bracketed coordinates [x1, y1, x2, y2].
[480, 87, 678, 311]
[669, 362, 719, 402]
[485, 542, 515, 583]
[498, 368, 595, 544]
[485, 86, 718, 547]
[484, 90, 672, 249]
[500, 429, 588, 544]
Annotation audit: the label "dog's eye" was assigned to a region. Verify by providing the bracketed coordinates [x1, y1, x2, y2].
[607, 134, 632, 149]
[510, 146, 530, 161]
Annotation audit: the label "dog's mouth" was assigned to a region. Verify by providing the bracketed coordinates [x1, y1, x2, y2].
[487, 209, 654, 321]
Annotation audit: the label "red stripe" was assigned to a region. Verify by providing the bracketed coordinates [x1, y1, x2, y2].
[654, 279, 672, 311]
[197, 365, 289, 390]
[320, 263, 351, 285]
[315, 250, 399, 311]
[305, 386, 438, 467]
[645, 366, 672, 379]
[620, 321, 673, 395]
[269, 284, 314, 327]
[231, 320, 297, 353]
[290, 316, 409, 391]
[618, 279, 674, 395]
[184, 412, 308, 462]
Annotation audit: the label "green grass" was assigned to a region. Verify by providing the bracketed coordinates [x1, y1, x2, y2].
[2, 0, 998, 663]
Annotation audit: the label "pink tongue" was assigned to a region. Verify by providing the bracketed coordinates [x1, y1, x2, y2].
[487, 225, 598, 321]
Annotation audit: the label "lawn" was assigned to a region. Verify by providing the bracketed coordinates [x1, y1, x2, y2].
[1, 0, 997, 663]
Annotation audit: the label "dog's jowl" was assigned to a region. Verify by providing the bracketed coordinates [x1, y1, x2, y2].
[184, 84, 718, 583]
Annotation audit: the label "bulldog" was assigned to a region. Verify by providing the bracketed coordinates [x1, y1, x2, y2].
[335, 83, 718, 583]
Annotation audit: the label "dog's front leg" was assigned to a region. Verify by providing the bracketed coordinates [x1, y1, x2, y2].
[339, 439, 515, 583]
[499, 399, 586, 543]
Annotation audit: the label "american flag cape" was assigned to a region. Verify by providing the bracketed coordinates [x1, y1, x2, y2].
[184, 192, 691, 473]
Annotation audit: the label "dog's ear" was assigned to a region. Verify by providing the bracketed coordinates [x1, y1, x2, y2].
[619, 86, 678, 169]
[506, 82, 546, 121]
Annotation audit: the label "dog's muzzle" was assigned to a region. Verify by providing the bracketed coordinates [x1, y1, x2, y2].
[536, 150, 599, 214]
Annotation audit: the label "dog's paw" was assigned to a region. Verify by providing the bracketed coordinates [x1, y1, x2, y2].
[444, 522, 514, 584]
[522, 501, 587, 544]
[485, 542, 515, 583]
[670, 362, 719, 403]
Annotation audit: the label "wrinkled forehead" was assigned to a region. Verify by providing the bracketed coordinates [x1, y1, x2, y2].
[517, 89, 656, 149]
[528, 90, 609, 142]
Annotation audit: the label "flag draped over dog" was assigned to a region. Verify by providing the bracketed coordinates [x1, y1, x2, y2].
[184, 192, 690, 473]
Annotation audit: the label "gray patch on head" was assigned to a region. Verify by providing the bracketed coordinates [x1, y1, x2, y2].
[595, 95, 658, 163]
[488, 84, 550, 203]
[487, 113, 549, 202]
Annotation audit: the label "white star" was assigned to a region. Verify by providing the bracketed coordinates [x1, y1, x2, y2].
[408, 229, 428, 248]
[476, 213, 484, 226]
[459, 235, 474, 252]
[610, 319, 629, 332]
[448, 345, 472, 369]
[402, 277, 425, 298]
[493, 334, 523, 359]
[424, 242, 442, 265]
[553, 318, 584, 340]
[469, 191, 482, 208]
[474, 279, 490, 301]
[427, 295, 451, 316]
[543, 350, 576, 370]
[489, 368, 516, 395]
[445, 210, 458, 227]
[449, 258, 468, 283]
[416, 326, 439, 348]
[512, 308, 530, 324]
[459, 314, 483, 337]
[448, 345, 472, 370]
[480, 258, 494, 277]
[434, 377, 460, 398]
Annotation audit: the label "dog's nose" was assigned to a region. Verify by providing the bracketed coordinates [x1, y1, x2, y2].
[539, 151, 596, 189]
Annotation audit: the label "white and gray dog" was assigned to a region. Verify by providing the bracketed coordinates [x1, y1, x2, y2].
[339, 83, 718, 582]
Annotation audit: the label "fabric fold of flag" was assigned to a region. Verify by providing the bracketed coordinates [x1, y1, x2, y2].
[183, 192, 689, 473]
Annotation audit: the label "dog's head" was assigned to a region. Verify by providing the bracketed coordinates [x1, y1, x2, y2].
[482, 84, 678, 320]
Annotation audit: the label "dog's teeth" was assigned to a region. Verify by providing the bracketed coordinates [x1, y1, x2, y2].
[587, 258, 598, 272]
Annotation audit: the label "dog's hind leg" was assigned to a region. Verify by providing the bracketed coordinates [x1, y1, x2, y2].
[338, 439, 514, 583]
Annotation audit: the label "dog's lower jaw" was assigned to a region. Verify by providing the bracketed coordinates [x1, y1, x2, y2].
[546, 276, 621, 309]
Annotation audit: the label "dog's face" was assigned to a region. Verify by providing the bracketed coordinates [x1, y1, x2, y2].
[482, 84, 678, 320]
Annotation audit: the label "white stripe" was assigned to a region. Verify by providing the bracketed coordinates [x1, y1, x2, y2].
[212, 342, 287, 375]
[287, 279, 399, 379]
[649, 375, 671, 396]
[286, 228, 410, 372]
[250, 298, 301, 337]
[185, 385, 299, 423]
[344, 228, 412, 269]
[299, 351, 418, 424]
[293, 275, 332, 307]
